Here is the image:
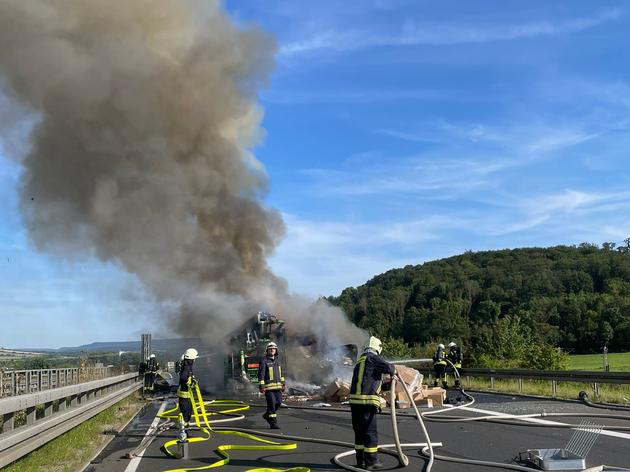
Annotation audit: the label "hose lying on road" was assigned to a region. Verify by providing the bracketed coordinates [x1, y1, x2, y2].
[157, 385, 308, 472]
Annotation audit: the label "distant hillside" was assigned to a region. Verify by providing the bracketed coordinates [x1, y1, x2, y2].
[329, 244, 630, 365]
[58, 337, 199, 353]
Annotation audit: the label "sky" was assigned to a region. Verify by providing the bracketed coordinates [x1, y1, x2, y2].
[2, 0, 630, 348]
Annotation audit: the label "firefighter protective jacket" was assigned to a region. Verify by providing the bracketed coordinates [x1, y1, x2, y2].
[447, 346, 463, 367]
[433, 347, 447, 365]
[258, 355, 285, 390]
[349, 351, 395, 408]
[177, 359, 194, 399]
[147, 358, 159, 373]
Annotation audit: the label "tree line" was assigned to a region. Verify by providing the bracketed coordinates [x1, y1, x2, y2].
[328, 242, 630, 369]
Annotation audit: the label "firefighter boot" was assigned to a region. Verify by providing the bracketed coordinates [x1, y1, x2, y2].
[262, 412, 272, 426]
[356, 449, 365, 468]
[364, 453, 385, 470]
[455, 379, 462, 388]
[270, 417, 280, 429]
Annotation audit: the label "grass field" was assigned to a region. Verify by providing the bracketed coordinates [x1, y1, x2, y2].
[568, 351, 630, 371]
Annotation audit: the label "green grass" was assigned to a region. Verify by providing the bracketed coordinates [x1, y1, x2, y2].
[568, 351, 630, 371]
[2, 394, 143, 472]
[460, 377, 630, 404]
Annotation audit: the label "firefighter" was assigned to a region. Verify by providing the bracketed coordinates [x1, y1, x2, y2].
[433, 343, 448, 388]
[349, 336, 395, 470]
[258, 341, 285, 429]
[177, 348, 198, 441]
[145, 354, 159, 392]
[447, 341, 463, 388]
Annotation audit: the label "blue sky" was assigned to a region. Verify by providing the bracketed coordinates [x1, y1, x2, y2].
[2, 0, 630, 348]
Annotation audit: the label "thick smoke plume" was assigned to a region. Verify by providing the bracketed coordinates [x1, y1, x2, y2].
[0, 0, 365, 351]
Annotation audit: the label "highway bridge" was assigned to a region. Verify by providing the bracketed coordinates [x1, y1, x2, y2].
[2, 363, 630, 471]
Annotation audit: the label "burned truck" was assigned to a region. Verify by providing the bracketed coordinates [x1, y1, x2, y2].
[224, 311, 358, 394]
[224, 311, 287, 392]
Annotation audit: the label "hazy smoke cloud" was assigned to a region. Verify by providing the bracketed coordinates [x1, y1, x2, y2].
[0, 0, 366, 350]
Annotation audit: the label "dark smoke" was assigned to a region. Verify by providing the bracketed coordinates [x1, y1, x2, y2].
[0, 0, 366, 350]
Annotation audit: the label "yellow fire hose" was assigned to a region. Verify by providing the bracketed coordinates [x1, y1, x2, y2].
[157, 383, 309, 472]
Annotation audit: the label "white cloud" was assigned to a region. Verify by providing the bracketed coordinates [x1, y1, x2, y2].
[269, 213, 462, 296]
[279, 9, 620, 56]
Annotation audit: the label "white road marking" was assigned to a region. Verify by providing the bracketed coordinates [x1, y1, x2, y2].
[124, 401, 168, 472]
[459, 404, 630, 441]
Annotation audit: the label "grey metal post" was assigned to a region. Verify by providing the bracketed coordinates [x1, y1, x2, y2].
[551, 380, 558, 397]
[141, 333, 152, 363]
[490, 377, 495, 389]
[603, 346, 609, 373]
[26, 406, 36, 425]
[2, 412, 14, 432]
[518, 378, 523, 393]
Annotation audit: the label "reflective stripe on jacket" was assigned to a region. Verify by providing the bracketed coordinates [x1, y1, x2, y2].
[258, 355, 285, 390]
[348, 351, 394, 408]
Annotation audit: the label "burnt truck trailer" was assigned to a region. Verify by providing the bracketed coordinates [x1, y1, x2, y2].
[224, 311, 287, 392]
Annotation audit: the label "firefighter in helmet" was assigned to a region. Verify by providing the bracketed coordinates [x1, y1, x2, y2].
[258, 341, 285, 429]
[177, 348, 198, 441]
[433, 343, 448, 388]
[144, 353, 159, 392]
[349, 336, 396, 470]
[447, 341, 463, 388]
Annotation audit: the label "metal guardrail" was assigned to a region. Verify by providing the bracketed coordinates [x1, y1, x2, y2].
[0, 372, 141, 468]
[412, 365, 630, 398]
[0, 367, 118, 398]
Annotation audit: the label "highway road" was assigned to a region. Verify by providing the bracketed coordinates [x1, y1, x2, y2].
[84, 391, 630, 472]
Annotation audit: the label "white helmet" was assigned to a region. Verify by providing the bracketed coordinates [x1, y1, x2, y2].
[183, 348, 198, 360]
[438, 343, 445, 349]
[266, 342, 278, 350]
[150, 354, 156, 358]
[448, 342, 457, 348]
[364, 336, 383, 355]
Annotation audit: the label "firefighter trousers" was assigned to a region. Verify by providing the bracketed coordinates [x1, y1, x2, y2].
[433, 363, 447, 386]
[178, 397, 193, 423]
[350, 404, 379, 466]
[264, 390, 282, 422]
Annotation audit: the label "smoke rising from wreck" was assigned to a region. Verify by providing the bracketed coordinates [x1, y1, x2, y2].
[0, 1, 366, 351]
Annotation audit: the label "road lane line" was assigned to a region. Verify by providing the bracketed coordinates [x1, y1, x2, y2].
[124, 401, 168, 472]
[459, 404, 630, 441]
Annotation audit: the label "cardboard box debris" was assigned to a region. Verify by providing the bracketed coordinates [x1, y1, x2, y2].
[323, 377, 351, 402]
[422, 386, 445, 407]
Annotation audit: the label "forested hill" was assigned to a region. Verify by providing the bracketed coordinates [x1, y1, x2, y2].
[329, 244, 630, 366]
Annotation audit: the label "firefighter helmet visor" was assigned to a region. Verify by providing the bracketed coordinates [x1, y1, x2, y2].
[364, 336, 383, 355]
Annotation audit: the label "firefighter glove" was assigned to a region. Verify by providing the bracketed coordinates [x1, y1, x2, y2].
[259, 385, 265, 394]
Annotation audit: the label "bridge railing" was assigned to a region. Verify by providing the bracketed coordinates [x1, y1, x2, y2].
[0, 372, 141, 468]
[0, 367, 123, 398]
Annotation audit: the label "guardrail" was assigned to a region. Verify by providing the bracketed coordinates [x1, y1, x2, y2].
[0, 372, 141, 468]
[0, 367, 121, 398]
[412, 365, 630, 397]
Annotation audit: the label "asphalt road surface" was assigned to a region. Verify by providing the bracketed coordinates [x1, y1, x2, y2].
[84, 390, 630, 472]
